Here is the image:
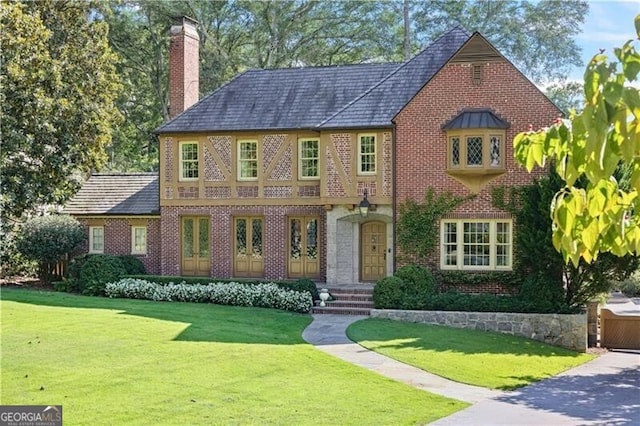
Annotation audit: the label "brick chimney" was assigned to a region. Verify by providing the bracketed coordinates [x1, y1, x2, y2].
[169, 16, 199, 119]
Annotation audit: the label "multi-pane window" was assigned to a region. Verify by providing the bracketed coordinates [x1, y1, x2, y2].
[89, 226, 104, 254]
[179, 142, 199, 181]
[448, 131, 504, 170]
[440, 220, 512, 270]
[299, 139, 319, 179]
[131, 226, 147, 255]
[238, 140, 258, 180]
[358, 134, 376, 174]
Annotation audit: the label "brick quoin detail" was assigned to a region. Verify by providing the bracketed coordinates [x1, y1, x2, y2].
[394, 60, 560, 269]
[160, 206, 327, 281]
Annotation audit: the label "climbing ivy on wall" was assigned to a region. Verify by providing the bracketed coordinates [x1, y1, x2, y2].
[396, 188, 468, 262]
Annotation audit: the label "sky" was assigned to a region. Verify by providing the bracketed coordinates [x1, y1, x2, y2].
[570, 0, 640, 80]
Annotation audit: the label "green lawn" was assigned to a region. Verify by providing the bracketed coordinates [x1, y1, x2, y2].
[347, 318, 594, 390]
[1, 290, 466, 425]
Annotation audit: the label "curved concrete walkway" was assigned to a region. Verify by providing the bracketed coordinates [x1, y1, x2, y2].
[302, 314, 640, 425]
[302, 314, 501, 404]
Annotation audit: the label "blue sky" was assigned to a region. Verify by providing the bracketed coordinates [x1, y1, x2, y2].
[570, 0, 640, 80]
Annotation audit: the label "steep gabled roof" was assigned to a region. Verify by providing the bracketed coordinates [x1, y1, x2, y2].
[156, 26, 471, 133]
[64, 173, 159, 215]
[157, 63, 400, 133]
[319, 27, 470, 129]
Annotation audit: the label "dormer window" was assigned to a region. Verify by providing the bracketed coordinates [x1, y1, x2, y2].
[442, 109, 509, 192]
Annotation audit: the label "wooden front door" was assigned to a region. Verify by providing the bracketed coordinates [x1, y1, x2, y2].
[361, 221, 386, 282]
[288, 216, 320, 279]
[234, 216, 264, 277]
[181, 216, 210, 276]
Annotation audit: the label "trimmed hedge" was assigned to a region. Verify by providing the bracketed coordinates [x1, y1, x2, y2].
[374, 264, 576, 314]
[126, 275, 319, 300]
[105, 278, 313, 313]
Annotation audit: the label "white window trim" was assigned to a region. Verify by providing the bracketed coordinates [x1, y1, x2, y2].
[237, 140, 259, 181]
[179, 141, 199, 182]
[89, 226, 104, 254]
[131, 226, 147, 255]
[440, 219, 512, 271]
[298, 138, 320, 180]
[357, 133, 377, 175]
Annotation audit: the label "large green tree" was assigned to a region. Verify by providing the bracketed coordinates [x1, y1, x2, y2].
[409, 0, 588, 83]
[100, 0, 589, 171]
[0, 0, 122, 222]
[514, 15, 640, 266]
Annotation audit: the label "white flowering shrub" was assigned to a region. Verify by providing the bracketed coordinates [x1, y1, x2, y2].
[105, 278, 313, 313]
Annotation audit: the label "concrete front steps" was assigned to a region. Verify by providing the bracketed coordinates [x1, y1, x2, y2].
[312, 287, 374, 316]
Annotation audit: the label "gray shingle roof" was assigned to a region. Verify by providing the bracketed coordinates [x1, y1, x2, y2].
[442, 109, 510, 130]
[64, 173, 159, 215]
[157, 27, 471, 133]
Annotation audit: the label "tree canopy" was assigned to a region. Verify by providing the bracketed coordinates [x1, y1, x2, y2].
[0, 0, 122, 223]
[98, 0, 589, 172]
[514, 15, 640, 266]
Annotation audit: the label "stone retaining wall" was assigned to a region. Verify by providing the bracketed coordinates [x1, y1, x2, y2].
[371, 309, 587, 352]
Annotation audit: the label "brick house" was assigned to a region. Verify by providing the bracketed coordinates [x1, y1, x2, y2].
[66, 17, 559, 286]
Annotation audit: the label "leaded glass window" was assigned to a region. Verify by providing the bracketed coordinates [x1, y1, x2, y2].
[183, 219, 194, 257]
[89, 226, 104, 254]
[466, 136, 483, 166]
[252, 219, 262, 257]
[131, 226, 147, 254]
[236, 219, 247, 256]
[490, 136, 501, 167]
[290, 219, 302, 259]
[199, 218, 210, 257]
[306, 219, 318, 259]
[451, 137, 460, 167]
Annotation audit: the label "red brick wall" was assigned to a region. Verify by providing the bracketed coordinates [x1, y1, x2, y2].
[394, 60, 560, 268]
[169, 21, 199, 119]
[161, 205, 327, 281]
[75, 218, 161, 275]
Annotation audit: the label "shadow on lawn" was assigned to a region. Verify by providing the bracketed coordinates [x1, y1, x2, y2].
[348, 318, 586, 358]
[1, 288, 311, 345]
[497, 363, 640, 425]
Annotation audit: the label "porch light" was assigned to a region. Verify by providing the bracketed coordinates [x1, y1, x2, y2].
[359, 189, 370, 217]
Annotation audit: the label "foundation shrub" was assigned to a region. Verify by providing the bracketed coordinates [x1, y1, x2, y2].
[373, 276, 405, 309]
[79, 254, 127, 296]
[118, 255, 146, 275]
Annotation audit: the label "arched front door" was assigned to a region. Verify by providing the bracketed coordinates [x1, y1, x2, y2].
[360, 221, 386, 282]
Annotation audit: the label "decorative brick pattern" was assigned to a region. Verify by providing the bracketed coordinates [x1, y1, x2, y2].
[326, 147, 346, 197]
[298, 185, 320, 197]
[203, 143, 225, 181]
[210, 136, 232, 173]
[382, 132, 392, 196]
[178, 186, 199, 198]
[268, 143, 293, 181]
[76, 217, 161, 275]
[160, 205, 326, 281]
[205, 186, 231, 198]
[394, 60, 560, 269]
[264, 186, 293, 198]
[237, 186, 258, 198]
[164, 137, 174, 182]
[263, 134, 286, 174]
[357, 182, 376, 197]
[332, 133, 352, 184]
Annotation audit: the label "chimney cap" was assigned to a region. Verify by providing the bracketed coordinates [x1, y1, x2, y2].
[171, 16, 198, 28]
